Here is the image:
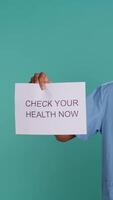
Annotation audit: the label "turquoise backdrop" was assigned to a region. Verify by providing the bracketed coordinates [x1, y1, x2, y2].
[0, 0, 113, 200]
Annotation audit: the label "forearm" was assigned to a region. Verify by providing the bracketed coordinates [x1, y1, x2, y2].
[55, 135, 75, 142]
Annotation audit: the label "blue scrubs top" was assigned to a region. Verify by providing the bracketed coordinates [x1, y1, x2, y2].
[78, 81, 113, 200]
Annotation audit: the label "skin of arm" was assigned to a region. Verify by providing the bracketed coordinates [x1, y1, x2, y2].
[30, 72, 75, 142]
[55, 135, 75, 142]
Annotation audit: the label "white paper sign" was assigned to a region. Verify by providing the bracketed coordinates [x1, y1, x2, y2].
[15, 83, 87, 135]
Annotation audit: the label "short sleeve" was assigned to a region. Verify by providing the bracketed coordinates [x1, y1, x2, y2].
[77, 86, 103, 140]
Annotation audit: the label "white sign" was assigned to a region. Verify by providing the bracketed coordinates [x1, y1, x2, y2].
[15, 83, 87, 135]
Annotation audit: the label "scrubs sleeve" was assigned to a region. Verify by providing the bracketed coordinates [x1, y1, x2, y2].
[77, 86, 103, 140]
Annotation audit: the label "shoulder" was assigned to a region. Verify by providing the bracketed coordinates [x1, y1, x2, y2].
[87, 81, 113, 104]
[101, 81, 113, 94]
[101, 81, 113, 89]
[100, 81, 113, 102]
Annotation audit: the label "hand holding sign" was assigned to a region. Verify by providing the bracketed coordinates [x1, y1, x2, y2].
[30, 72, 76, 142]
[15, 73, 87, 137]
[30, 72, 51, 89]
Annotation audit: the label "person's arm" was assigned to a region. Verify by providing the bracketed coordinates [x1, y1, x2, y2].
[55, 135, 75, 142]
[30, 72, 75, 142]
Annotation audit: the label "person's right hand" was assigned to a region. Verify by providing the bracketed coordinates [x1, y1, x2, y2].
[30, 72, 75, 142]
[30, 72, 50, 90]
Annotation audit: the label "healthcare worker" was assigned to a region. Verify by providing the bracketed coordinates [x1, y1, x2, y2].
[30, 72, 113, 200]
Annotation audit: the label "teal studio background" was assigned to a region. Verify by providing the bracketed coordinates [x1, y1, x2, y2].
[0, 0, 113, 200]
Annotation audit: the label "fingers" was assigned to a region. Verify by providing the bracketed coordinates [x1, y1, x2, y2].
[34, 73, 40, 83]
[30, 72, 50, 90]
[39, 72, 50, 89]
[30, 73, 40, 83]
